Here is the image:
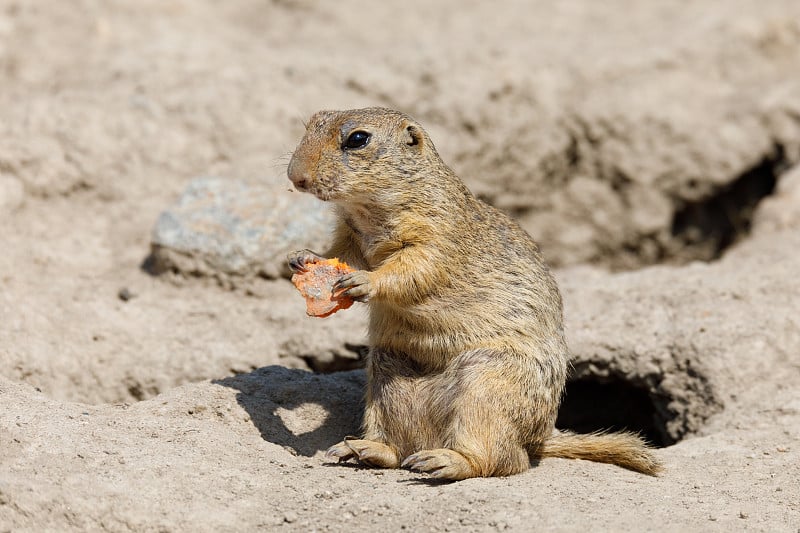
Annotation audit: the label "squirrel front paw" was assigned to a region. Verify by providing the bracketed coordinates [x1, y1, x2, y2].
[286, 249, 324, 273]
[333, 270, 373, 302]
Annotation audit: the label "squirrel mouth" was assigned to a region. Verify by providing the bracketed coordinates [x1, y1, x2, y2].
[298, 183, 333, 202]
[288, 172, 336, 201]
[314, 189, 334, 202]
[292, 180, 327, 201]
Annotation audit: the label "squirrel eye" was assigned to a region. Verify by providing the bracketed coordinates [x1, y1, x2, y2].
[343, 130, 371, 150]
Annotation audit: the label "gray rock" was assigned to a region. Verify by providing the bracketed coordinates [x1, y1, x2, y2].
[149, 177, 335, 282]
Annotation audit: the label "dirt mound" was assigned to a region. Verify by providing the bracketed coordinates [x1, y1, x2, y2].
[1, 1, 800, 530]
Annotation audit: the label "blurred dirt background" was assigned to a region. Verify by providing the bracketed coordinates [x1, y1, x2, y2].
[1, 1, 799, 531]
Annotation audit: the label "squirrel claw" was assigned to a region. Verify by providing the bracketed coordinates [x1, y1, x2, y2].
[324, 441, 356, 462]
[401, 449, 472, 480]
[334, 271, 372, 302]
[326, 438, 400, 468]
[286, 249, 324, 273]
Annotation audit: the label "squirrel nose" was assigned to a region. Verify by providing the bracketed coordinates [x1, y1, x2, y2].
[287, 158, 310, 191]
[292, 176, 308, 190]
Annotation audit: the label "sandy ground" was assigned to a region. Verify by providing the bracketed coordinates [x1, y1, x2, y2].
[1, 1, 800, 531]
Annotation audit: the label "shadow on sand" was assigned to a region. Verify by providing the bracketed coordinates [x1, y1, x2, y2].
[214, 365, 365, 457]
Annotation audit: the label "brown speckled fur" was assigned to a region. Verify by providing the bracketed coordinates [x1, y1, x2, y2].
[287, 107, 662, 480]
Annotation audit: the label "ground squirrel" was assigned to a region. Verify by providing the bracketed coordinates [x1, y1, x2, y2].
[287, 107, 662, 480]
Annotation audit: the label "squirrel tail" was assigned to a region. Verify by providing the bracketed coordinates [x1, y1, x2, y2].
[535, 430, 663, 476]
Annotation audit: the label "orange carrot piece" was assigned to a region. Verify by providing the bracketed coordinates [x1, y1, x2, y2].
[291, 258, 355, 318]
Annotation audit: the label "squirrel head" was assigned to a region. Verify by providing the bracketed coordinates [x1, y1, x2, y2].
[287, 107, 444, 205]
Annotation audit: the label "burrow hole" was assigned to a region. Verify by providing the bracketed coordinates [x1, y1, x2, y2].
[669, 145, 786, 262]
[556, 376, 674, 448]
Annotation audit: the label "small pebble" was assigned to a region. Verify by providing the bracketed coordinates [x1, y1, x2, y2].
[118, 287, 135, 301]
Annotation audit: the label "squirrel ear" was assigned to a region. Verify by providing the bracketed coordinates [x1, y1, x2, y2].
[403, 123, 423, 147]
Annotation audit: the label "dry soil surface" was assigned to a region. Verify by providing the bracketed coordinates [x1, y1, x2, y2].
[2, 1, 800, 532]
